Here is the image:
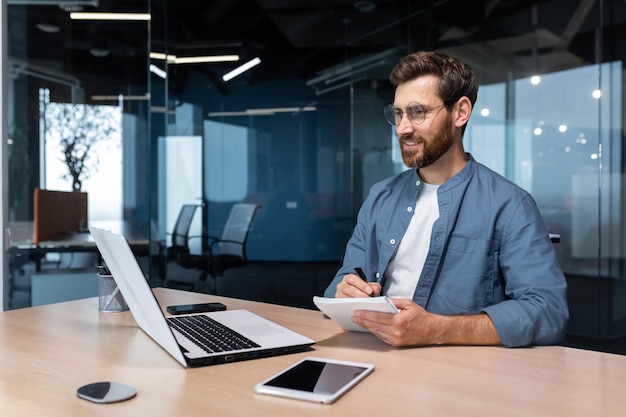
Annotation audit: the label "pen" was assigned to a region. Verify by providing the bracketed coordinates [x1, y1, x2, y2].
[98, 265, 111, 275]
[354, 267, 375, 297]
[354, 267, 367, 282]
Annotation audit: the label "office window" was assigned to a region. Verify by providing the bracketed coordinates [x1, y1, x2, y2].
[41, 96, 123, 220]
[204, 120, 249, 202]
[466, 83, 507, 178]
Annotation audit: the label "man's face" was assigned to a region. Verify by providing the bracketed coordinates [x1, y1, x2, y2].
[393, 76, 454, 169]
[399, 110, 453, 169]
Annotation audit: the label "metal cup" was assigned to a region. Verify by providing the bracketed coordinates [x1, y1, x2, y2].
[98, 273, 128, 312]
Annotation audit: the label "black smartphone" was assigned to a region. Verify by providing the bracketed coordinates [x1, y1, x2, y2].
[166, 302, 227, 315]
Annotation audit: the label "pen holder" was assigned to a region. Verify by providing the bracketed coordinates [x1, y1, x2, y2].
[98, 273, 128, 313]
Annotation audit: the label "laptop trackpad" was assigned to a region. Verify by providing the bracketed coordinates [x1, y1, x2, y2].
[238, 323, 285, 338]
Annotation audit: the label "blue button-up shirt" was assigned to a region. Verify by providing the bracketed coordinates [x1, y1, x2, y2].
[324, 156, 569, 347]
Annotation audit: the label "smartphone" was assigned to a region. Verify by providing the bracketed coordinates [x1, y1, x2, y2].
[253, 357, 375, 404]
[166, 302, 227, 315]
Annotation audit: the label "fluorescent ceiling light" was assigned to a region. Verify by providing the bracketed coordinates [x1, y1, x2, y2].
[151, 106, 175, 115]
[246, 107, 302, 115]
[91, 94, 150, 101]
[36, 23, 60, 33]
[208, 106, 316, 117]
[149, 52, 239, 64]
[149, 52, 176, 63]
[149, 64, 167, 79]
[222, 57, 261, 81]
[175, 55, 239, 64]
[70, 12, 151, 21]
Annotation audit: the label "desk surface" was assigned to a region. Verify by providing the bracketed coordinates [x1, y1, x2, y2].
[1, 288, 625, 417]
[8, 220, 150, 249]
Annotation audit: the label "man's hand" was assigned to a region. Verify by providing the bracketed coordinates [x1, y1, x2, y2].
[335, 273, 382, 298]
[352, 298, 502, 347]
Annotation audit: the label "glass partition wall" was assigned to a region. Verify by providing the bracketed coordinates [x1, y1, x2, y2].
[5, 1, 151, 310]
[5, 0, 626, 353]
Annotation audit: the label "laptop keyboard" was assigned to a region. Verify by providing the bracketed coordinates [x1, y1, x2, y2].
[167, 314, 261, 353]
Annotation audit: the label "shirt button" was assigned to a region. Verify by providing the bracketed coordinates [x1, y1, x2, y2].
[390, 239, 396, 245]
[407, 206, 412, 212]
[375, 272, 380, 278]
[416, 180, 421, 186]
[435, 235, 440, 241]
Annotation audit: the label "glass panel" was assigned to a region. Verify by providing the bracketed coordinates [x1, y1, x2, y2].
[6, 1, 150, 309]
[144, 1, 624, 350]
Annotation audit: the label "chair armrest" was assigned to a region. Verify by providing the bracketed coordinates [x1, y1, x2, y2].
[209, 239, 245, 257]
[185, 234, 221, 255]
[186, 234, 219, 244]
[209, 239, 244, 249]
[549, 233, 561, 243]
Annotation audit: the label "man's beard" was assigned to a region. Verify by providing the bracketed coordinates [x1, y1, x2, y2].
[400, 114, 453, 169]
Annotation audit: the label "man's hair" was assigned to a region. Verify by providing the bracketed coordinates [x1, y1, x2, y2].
[390, 51, 478, 109]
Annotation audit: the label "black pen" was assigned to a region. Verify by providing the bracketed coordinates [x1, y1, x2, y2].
[354, 267, 375, 297]
[97, 265, 111, 275]
[354, 267, 367, 281]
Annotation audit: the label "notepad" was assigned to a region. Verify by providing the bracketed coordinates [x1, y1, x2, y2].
[312, 296, 399, 332]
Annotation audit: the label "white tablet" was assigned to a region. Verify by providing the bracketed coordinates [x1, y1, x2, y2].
[253, 357, 375, 404]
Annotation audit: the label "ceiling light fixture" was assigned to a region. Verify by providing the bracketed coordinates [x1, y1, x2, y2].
[90, 39, 109, 57]
[90, 47, 109, 57]
[175, 55, 239, 64]
[91, 94, 150, 101]
[208, 105, 316, 117]
[70, 12, 151, 21]
[36, 23, 60, 33]
[149, 52, 175, 63]
[150, 52, 239, 64]
[222, 57, 261, 82]
[59, 4, 83, 12]
[149, 64, 167, 79]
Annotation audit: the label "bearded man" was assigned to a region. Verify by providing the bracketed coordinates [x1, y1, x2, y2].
[324, 51, 568, 348]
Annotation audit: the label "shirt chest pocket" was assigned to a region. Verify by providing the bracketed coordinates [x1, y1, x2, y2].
[435, 236, 498, 313]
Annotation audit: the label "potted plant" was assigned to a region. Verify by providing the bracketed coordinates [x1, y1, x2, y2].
[43, 103, 118, 191]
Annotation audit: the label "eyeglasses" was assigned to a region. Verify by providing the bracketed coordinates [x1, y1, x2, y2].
[383, 102, 447, 126]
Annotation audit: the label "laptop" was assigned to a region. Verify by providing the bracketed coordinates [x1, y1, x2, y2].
[89, 226, 315, 368]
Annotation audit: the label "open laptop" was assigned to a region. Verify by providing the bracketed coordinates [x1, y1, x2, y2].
[89, 226, 314, 368]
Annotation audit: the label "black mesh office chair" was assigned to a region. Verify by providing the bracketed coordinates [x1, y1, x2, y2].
[166, 203, 260, 293]
[167, 204, 202, 269]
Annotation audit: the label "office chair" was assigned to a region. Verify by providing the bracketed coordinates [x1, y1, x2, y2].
[167, 204, 202, 265]
[167, 203, 260, 293]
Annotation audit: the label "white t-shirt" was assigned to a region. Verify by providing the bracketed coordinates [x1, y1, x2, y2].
[383, 182, 440, 298]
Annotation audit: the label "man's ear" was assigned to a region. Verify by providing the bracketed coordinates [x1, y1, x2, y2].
[454, 96, 472, 128]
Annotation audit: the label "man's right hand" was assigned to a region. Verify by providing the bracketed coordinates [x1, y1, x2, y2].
[335, 273, 382, 298]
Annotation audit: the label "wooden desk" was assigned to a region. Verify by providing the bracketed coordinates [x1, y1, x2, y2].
[8, 220, 152, 271]
[8, 220, 151, 249]
[1, 288, 625, 417]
